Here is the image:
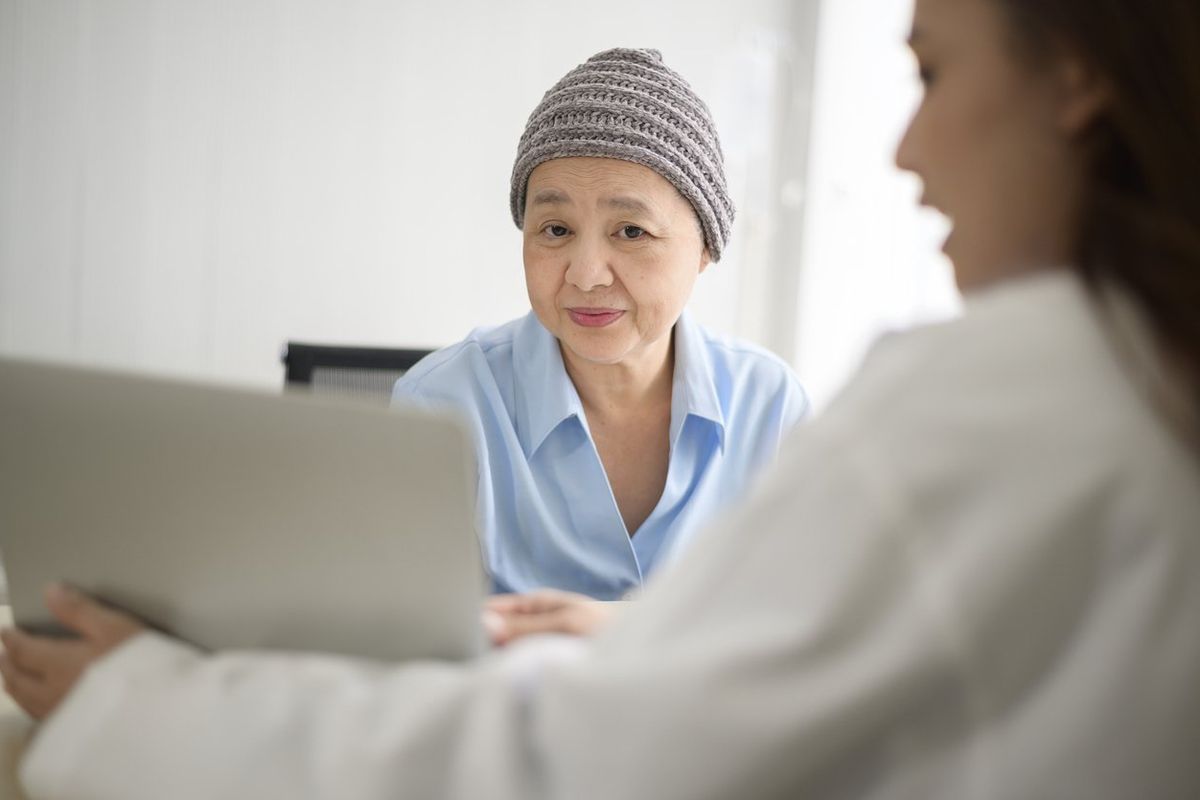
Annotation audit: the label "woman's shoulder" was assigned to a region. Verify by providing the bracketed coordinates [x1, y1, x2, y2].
[688, 322, 793, 379]
[392, 316, 526, 400]
[689, 323, 807, 405]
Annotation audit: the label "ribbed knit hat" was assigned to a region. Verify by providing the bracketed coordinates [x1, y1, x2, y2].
[510, 48, 735, 261]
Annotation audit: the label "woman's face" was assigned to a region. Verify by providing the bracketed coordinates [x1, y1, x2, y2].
[523, 157, 710, 371]
[896, 0, 1104, 291]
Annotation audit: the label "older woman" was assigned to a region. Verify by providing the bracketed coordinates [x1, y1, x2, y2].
[392, 48, 807, 599]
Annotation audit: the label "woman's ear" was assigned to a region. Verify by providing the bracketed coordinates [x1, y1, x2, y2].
[1055, 54, 1110, 137]
[698, 248, 713, 274]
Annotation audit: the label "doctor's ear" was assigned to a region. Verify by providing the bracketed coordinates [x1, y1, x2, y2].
[1053, 53, 1111, 137]
[698, 248, 712, 274]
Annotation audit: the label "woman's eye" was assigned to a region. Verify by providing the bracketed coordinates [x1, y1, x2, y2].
[618, 225, 646, 240]
[544, 224, 570, 239]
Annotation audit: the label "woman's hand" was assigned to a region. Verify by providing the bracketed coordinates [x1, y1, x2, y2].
[482, 589, 619, 646]
[0, 583, 145, 720]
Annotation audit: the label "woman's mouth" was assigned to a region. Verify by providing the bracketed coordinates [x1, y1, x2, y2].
[567, 308, 625, 328]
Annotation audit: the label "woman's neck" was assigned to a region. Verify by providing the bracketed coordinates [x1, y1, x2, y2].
[561, 333, 675, 419]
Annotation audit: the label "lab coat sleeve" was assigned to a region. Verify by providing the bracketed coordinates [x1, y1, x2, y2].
[20, 414, 969, 800]
[22, 630, 591, 800]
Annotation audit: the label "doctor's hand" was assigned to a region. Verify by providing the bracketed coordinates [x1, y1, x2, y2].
[482, 589, 619, 646]
[0, 583, 145, 720]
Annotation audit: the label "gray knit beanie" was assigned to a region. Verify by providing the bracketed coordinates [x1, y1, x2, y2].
[510, 48, 735, 261]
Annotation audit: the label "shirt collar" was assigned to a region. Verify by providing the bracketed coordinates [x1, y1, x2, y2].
[670, 310, 726, 451]
[513, 313, 585, 458]
[512, 310, 727, 458]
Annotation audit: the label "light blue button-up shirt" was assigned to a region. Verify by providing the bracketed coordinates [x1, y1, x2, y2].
[392, 311, 807, 599]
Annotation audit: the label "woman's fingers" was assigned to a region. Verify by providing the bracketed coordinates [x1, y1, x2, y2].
[486, 606, 576, 646]
[0, 629, 105, 720]
[44, 583, 140, 646]
[0, 628, 41, 678]
[484, 591, 620, 645]
[485, 589, 587, 615]
[0, 651, 59, 720]
[481, 609, 509, 645]
[482, 594, 526, 614]
[0, 651, 39, 716]
[1, 627, 88, 677]
[0, 585, 148, 720]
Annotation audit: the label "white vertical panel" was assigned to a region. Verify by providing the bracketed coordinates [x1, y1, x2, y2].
[2, 0, 87, 358]
[0, 0, 17, 344]
[139, 0, 236, 379]
[711, 2, 820, 362]
[76, 0, 155, 368]
[793, 0, 959, 410]
[205, 0, 286, 382]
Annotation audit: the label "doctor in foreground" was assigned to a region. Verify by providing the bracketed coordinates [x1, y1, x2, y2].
[4, 0, 1200, 797]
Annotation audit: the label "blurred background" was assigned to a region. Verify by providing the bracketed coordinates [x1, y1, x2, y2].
[0, 0, 957, 410]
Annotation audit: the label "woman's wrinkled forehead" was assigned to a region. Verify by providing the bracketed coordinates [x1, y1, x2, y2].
[525, 158, 703, 232]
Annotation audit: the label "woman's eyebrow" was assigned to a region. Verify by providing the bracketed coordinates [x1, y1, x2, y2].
[531, 189, 571, 206]
[603, 196, 654, 215]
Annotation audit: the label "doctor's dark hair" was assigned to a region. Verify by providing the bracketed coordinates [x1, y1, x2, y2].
[997, 0, 1200, 392]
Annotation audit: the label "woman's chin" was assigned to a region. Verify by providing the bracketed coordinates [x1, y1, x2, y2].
[555, 329, 621, 364]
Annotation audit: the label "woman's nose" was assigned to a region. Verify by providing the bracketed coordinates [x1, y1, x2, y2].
[564, 241, 615, 291]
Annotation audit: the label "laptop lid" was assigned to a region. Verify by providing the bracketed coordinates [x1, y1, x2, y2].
[0, 356, 485, 663]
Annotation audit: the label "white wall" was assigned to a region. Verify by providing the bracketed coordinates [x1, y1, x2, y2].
[793, 0, 960, 409]
[0, 0, 817, 388]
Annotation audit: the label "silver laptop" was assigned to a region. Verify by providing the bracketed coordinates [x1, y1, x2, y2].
[0, 356, 485, 663]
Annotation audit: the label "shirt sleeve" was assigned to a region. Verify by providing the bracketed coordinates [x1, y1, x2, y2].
[390, 367, 437, 409]
[780, 369, 811, 429]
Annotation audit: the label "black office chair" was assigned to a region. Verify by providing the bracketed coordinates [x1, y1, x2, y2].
[281, 342, 434, 403]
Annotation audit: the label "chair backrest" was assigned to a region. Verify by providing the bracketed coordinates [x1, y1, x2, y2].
[281, 342, 434, 403]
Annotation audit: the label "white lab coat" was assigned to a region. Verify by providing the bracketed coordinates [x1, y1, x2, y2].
[20, 271, 1200, 799]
